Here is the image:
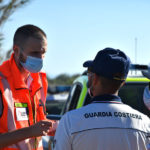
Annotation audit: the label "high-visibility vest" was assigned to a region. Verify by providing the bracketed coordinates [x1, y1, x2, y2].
[0, 72, 47, 150]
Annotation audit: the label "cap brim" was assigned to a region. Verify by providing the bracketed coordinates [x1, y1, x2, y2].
[83, 60, 93, 68]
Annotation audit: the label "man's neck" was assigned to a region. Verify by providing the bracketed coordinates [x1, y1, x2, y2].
[94, 89, 118, 97]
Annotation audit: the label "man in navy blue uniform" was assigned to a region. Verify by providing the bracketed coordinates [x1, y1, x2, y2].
[54, 47, 150, 150]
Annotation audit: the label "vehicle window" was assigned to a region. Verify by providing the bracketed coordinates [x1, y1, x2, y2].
[62, 83, 82, 113]
[119, 82, 150, 117]
[46, 100, 66, 115]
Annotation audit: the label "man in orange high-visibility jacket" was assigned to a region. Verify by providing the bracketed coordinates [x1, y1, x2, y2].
[0, 25, 54, 150]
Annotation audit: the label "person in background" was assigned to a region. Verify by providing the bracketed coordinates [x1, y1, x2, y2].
[143, 83, 150, 110]
[54, 47, 150, 150]
[142, 70, 150, 111]
[0, 24, 55, 149]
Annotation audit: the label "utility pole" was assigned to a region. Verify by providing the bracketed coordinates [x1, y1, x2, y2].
[135, 37, 137, 64]
[134, 37, 138, 75]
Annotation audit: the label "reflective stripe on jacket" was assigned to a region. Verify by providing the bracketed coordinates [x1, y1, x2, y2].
[0, 53, 48, 150]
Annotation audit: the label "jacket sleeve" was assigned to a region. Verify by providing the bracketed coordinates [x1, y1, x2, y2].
[53, 113, 72, 150]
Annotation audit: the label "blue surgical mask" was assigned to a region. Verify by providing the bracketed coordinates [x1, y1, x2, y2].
[86, 80, 94, 98]
[20, 56, 43, 73]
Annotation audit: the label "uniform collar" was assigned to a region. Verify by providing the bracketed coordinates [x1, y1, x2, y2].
[91, 94, 122, 103]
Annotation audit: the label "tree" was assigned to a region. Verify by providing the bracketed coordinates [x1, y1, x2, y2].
[47, 73, 80, 86]
[0, 0, 31, 61]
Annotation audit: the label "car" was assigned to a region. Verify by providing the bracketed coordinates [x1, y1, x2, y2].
[46, 85, 70, 116]
[47, 64, 150, 119]
[44, 64, 150, 149]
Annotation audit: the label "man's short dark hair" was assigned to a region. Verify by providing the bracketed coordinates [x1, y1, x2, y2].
[13, 24, 47, 47]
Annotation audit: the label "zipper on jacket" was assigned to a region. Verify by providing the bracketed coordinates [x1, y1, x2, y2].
[31, 87, 42, 150]
[28, 90, 37, 150]
[33, 87, 44, 150]
[29, 87, 44, 150]
[26, 107, 30, 126]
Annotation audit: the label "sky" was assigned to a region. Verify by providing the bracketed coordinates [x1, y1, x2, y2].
[1, 0, 150, 78]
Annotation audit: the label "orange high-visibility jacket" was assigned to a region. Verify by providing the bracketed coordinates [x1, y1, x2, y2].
[0, 53, 48, 150]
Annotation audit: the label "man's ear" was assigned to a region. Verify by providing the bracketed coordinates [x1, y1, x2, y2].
[92, 74, 99, 86]
[120, 81, 125, 88]
[13, 45, 20, 57]
[13, 45, 18, 53]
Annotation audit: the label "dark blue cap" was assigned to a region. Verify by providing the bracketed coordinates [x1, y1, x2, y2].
[83, 47, 131, 81]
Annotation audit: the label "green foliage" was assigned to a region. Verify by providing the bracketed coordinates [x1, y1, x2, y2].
[0, 33, 3, 62]
[0, 0, 31, 62]
[0, 0, 30, 26]
[47, 73, 80, 85]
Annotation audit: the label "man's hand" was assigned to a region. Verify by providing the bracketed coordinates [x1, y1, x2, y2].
[30, 120, 52, 137]
[47, 120, 59, 136]
[0, 120, 52, 148]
